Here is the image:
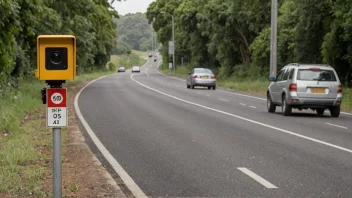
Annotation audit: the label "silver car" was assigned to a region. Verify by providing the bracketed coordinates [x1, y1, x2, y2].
[187, 68, 216, 90]
[267, 63, 343, 117]
[117, 66, 125, 72]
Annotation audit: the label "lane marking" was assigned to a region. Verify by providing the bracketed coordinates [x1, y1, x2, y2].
[219, 98, 229, 102]
[237, 168, 278, 189]
[206, 94, 211, 97]
[74, 64, 150, 198]
[341, 112, 352, 116]
[131, 74, 352, 154]
[249, 106, 257, 109]
[325, 123, 348, 130]
[155, 69, 186, 82]
[217, 90, 266, 101]
[240, 103, 247, 106]
[146, 68, 150, 77]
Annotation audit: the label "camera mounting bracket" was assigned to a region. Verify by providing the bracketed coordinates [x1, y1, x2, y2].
[46, 80, 65, 88]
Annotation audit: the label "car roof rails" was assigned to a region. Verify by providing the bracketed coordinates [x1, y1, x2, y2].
[288, 63, 300, 66]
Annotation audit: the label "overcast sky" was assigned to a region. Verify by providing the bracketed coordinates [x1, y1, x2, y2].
[112, 0, 156, 16]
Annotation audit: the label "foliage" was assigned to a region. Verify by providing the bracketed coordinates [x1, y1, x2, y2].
[147, 0, 352, 87]
[110, 51, 148, 70]
[113, 13, 153, 53]
[0, 0, 120, 86]
[108, 62, 117, 71]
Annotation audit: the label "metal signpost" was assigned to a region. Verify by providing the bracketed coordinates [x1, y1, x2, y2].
[47, 88, 67, 197]
[35, 35, 76, 198]
[269, 0, 278, 80]
[161, 11, 175, 73]
[169, 63, 173, 70]
[169, 41, 174, 71]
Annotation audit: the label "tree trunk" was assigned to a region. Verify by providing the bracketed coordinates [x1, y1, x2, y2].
[236, 26, 251, 64]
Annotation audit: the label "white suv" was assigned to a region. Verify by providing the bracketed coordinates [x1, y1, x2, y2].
[267, 63, 343, 117]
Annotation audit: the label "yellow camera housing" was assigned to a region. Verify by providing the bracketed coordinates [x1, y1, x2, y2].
[35, 35, 76, 81]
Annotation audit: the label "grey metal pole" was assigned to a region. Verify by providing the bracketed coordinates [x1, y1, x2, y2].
[53, 128, 62, 198]
[154, 33, 157, 51]
[152, 32, 154, 52]
[270, 0, 278, 78]
[172, 15, 175, 73]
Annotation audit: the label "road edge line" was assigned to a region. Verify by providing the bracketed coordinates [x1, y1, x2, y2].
[74, 63, 150, 198]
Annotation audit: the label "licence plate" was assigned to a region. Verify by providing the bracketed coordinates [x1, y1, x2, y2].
[202, 76, 208, 79]
[311, 88, 325, 93]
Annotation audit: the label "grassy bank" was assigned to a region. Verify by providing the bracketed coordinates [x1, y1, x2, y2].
[110, 51, 148, 70]
[0, 50, 147, 196]
[0, 71, 113, 196]
[161, 65, 352, 111]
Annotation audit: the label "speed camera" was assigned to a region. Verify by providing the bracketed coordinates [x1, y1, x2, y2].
[35, 35, 76, 81]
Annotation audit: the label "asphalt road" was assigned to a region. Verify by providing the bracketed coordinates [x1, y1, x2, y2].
[78, 59, 352, 198]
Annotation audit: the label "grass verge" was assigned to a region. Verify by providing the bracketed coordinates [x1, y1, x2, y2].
[0, 70, 114, 197]
[160, 66, 352, 111]
[0, 50, 147, 197]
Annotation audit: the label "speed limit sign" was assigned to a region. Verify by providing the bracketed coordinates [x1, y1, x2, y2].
[47, 88, 67, 127]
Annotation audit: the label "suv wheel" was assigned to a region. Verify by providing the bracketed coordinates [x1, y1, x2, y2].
[282, 94, 292, 116]
[329, 106, 340, 117]
[267, 94, 276, 113]
[316, 109, 325, 116]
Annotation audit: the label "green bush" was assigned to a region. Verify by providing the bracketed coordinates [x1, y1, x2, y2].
[108, 62, 117, 72]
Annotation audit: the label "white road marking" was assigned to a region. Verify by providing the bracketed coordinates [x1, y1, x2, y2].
[240, 103, 247, 106]
[155, 69, 186, 81]
[217, 90, 266, 101]
[206, 94, 211, 97]
[74, 64, 150, 198]
[219, 98, 229, 102]
[341, 112, 352, 116]
[325, 123, 348, 130]
[249, 106, 257, 109]
[146, 68, 150, 77]
[131, 74, 352, 154]
[237, 167, 278, 189]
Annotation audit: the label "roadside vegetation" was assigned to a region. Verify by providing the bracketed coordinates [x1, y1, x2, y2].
[0, 0, 149, 195]
[0, 50, 146, 197]
[110, 51, 148, 71]
[148, 0, 352, 111]
[0, 71, 111, 196]
[113, 13, 154, 53]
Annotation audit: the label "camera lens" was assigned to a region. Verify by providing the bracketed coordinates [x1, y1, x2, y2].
[50, 51, 62, 64]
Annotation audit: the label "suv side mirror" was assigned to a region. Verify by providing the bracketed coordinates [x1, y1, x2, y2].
[268, 77, 276, 82]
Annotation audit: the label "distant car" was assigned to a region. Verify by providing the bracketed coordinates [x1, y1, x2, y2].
[187, 68, 216, 90]
[131, 66, 140, 73]
[117, 66, 125, 72]
[267, 63, 343, 117]
[154, 55, 157, 62]
[148, 52, 153, 58]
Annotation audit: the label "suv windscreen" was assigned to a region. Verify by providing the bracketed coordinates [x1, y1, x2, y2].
[297, 69, 337, 81]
